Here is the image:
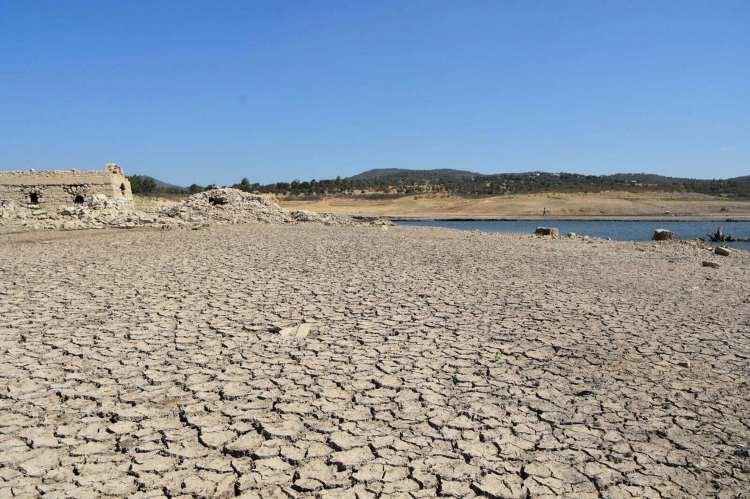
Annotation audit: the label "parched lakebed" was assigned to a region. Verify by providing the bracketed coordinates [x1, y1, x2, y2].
[0, 225, 748, 498]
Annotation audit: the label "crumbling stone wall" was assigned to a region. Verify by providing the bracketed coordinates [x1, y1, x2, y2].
[0, 163, 132, 207]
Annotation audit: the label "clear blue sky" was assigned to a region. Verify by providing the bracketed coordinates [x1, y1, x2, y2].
[1, 1, 748, 185]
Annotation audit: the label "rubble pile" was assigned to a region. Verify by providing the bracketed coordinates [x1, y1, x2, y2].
[0, 200, 17, 219]
[289, 209, 360, 225]
[0, 188, 390, 232]
[0, 198, 181, 232]
[159, 189, 293, 224]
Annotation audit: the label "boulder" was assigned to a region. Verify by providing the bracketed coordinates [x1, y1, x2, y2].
[715, 246, 731, 256]
[534, 227, 560, 238]
[652, 229, 674, 241]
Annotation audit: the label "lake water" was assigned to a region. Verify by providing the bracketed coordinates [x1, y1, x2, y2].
[397, 219, 750, 251]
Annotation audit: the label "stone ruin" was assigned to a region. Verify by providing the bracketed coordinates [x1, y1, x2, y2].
[0, 177, 389, 231]
[0, 163, 132, 208]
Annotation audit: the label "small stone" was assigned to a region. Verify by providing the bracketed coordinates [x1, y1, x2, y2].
[278, 323, 313, 338]
[715, 246, 731, 256]
[702, 261, 719, 268]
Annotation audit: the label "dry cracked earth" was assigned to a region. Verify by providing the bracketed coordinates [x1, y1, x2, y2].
[0, 225, 749, 498]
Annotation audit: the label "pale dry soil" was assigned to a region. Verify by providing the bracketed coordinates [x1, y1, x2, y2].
[0, 225, 749, 498]
[278, 192, 750, 219]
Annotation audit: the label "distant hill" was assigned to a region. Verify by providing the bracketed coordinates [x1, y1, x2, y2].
[350, 168, 483, 181]
[255, 168, 750, 198]
[130, 168, 750, 198]
[353, 169, 747, 185]
[604, 173, 693, 184]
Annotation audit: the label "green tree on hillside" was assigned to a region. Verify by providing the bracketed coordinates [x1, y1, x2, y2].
[127, 175, 158, 194]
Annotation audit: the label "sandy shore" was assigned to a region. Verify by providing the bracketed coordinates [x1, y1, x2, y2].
[388, 215, 750, 222]
[1, 225, 748, 497]
[278, 191, 750, 220]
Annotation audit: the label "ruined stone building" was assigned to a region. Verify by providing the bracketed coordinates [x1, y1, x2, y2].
[0, 163, 133, 207]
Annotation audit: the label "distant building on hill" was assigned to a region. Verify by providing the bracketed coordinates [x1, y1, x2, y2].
[0, 163, 132, 207]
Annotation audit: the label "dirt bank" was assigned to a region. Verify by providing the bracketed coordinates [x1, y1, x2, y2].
[278, 191, 750, 220]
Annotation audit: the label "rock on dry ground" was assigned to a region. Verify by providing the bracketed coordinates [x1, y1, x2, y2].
[0, 225, 748, 498]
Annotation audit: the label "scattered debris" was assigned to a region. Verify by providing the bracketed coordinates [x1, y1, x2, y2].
[705, 226, 750, 243]
[707, 226, 728, 242]
[276, 323, 314, 338]
[715, 246, 732, 256]
[289, 209, 357, 225]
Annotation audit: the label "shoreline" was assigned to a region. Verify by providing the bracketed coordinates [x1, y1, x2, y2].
[278, 191, 750, 221]
[372, 215, 750, 222]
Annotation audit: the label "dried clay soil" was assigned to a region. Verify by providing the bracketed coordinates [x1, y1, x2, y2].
[0, 225, 748, 498]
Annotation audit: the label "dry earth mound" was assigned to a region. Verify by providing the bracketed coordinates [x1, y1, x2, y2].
[160, 189, 292, 225]
[159, 189, 377, 226]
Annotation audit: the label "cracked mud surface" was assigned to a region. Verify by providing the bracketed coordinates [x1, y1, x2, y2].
[1, 225, 749, 498]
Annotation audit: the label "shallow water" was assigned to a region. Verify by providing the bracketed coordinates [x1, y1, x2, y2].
[397, 219, 750, 251]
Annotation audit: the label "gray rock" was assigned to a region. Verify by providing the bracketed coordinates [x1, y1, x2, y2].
[653, 229, 675, 241]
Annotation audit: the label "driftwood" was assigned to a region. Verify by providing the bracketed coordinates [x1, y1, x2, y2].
[705, 226, 750, 243]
